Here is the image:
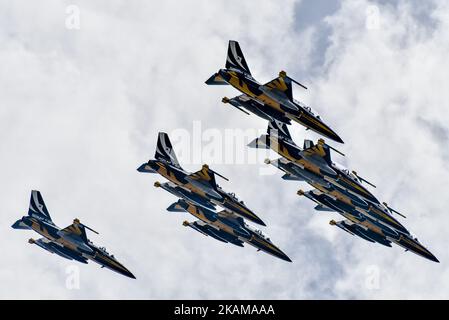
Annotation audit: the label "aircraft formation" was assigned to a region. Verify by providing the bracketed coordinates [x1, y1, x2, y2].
[138, 132, 291, 262]
[12, 39, 437, 280]
[206, 40, 438, 263]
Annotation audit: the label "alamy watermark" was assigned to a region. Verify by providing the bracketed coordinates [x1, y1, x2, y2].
[65, 265, 80, 290]
[168, 121, 278, 176]
[365, 5, 380, 30]
[65, 5, 81, 30]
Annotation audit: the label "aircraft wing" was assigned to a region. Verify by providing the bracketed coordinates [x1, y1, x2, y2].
[259, 71, 306, 108]
[262, 74, 293, 101]
[185, 165, 228, 202]
[57, 219, 91, 245]
[299, 139, 336, 175]
[187, 164, 218, 187]
[216, 209, 246, 228]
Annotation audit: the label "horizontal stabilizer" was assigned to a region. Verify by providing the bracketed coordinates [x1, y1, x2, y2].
[248, 135, 269, 149]
[137, 163, 156, 173]
[167, 201, 185, 212]
[12, 219, 29, 230]
[205, 73, 228, 85]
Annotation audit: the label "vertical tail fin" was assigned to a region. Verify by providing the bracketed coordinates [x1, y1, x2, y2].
[267, 120, 292, 140]
[155, 132, 181, 169]
[28, 190, 52, 221]
[248, 121, 292, 149]
[226, 40, 251, 75]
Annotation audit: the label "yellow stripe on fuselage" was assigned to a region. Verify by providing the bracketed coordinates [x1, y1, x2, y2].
[250, 235, 280, 253]
[227, 72, 284, 112]
[368, 206, 402, 227]
[398, 236, 430, 255]
[156, 163, 209, 198]
[298, 113, 332, 133]
[30, 220, 53, 240]
[338, 175, 371, 197]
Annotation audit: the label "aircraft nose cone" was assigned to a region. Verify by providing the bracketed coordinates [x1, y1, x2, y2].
[256, 218, 267, 227]
[427, 252, 440, 263]
[332, 133, 344, 144]
[313, 118, 344, 144]
[124, 270, 136, 279]
[280, 253, 293, 263]
[117, 262, 136, 279]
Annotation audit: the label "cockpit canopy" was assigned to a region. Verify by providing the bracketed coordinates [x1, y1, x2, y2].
[333, 162, 359, 182]
[245, 224, 270, 241]
[294, 99, 320, 118]
[98, 246, 111, 255]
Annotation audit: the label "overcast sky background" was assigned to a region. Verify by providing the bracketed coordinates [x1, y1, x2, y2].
[1, 0, 449, 299]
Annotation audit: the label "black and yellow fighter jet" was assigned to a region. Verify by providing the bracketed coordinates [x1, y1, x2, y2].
[12, 191, 136, 278]
[298, 189, 439, 263]
[206, 40, 343, 143]
[137, 132, 266, 226]
[165, 198, 291, 262]
[250, 120, 379, 205]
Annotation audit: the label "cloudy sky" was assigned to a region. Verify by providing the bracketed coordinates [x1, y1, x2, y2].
[1, 0, 449, 299]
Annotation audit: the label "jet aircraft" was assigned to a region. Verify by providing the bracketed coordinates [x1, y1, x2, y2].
[206, 40, 343, 143]
[12, 190, 136, 278]
[265, 156, 409, 236]
[249, 120, 379, 205]
[298, 189, 439, 263]
[160, 193, 291, 262]
[137, 132, 265, 226]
